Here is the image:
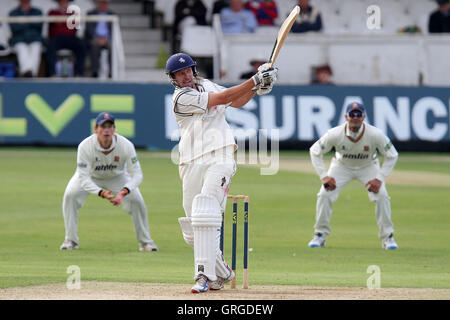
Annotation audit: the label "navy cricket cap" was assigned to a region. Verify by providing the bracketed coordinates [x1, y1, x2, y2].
[346, 102, 365, 115]
[96, 112, 115, 125]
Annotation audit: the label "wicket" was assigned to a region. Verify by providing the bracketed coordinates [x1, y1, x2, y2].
[222, 194, 249, 289]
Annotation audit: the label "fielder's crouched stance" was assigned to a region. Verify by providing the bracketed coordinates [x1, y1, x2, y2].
[166, 53, 278, 293]
[60, 112, 158, 252]
[308, 102, 399, 250]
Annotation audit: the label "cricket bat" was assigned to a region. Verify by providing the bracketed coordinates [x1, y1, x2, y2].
[268, 6, 300, 68]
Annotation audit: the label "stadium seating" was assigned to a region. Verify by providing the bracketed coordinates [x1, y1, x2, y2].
[180, 25, 216, 57]
[152, 0, 438, 36]
[328, 38, 420, 86]
[423, 37, 450, 86]
[0, 0, 94, 40]
[0, 0, 447, 84]
[219, 30, 450, 86]
[150, 0, 449, 86]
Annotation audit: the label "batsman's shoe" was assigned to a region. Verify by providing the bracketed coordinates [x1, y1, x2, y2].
[382, 234, 398, 250]
[209, 267, 235, 290]
[308, 233, 326, 248]
[139, 242, 159, 252]
[60, 240, 79, 250]
[191, 275, 209, 293]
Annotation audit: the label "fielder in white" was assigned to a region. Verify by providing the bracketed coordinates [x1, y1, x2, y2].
[60, 112, 158, 252]
[166, 53, 278, 293]
[308, 102, 399, 250]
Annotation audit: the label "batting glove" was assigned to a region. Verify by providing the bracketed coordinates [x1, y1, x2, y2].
[257, 62, 271, 73]
[266, 67, 278, 84]
[252, 67, 278, 87]
[256, 83, 273, 96]
[261, 68, 278, 87]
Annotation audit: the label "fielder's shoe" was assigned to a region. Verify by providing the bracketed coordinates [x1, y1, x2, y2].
[60, 240, 79, 250]
[308, 233, 326, 248]
[139, 242, 159, 252]
[209, 266, 235, 290]
[382, 234, 398, 250]
[191, 274, 209, 293]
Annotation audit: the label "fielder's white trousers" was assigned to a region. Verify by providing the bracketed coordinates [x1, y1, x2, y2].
[179, 146, 236, 280]
[13, 42, 42, 76]
[314, 159, 394, 239]
[62, 173, 155, 246]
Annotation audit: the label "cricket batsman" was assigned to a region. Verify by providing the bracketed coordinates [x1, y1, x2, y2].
[166, 52, 277, 293]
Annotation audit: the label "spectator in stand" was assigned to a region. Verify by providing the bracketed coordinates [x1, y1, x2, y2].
[212, 0, 229, 15]
[240, 57, 265, 79]
[245, 0, 278, 26]
[429, 0, 450, 33]
[291, 0, 322, 33]
[311, 64, 333, 85]
[84, 0, 116, 78]
[172, 0, 208, 53]
[8, 0, 43, 77]
[46, 0, 86, 77]
[220, 0, 257, 34]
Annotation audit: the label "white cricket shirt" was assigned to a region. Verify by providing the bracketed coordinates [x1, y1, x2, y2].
[76, 133, 143, 194]
[172, 78, 237, 164]
[310, 123, 398, 181]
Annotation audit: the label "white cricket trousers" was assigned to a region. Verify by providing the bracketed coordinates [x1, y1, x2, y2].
[13, 42, 42, 76]
[314, 159, 394, 239]
[62, 173, 154, 246]
[179, 146, 236, 280]
[180, 147, 236, 217]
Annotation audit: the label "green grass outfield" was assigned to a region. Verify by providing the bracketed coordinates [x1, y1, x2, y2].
[0, 147, 449, 289]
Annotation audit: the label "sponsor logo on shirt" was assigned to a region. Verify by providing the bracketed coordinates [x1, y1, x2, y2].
[342, 153, 369, 160]
[78, 163, 87, 168]
[114, 156, 120, 162]
[94, 164, 117, 171]
[364, 145, 369, 151]
[131, 156, 138, 164]
[384, 141, 392, 151]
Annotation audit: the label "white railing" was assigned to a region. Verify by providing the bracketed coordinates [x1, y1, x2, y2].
[212, 13, 222, 80]
[0, 15, 125, 79]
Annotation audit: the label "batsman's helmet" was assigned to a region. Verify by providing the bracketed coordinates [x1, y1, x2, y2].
[165, 53, 198, 86]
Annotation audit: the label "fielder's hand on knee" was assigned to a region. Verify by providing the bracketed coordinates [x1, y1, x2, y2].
[99, 189, 114, 201]
[110, 188, 129, 206]
[322, 177, 336, 191]
[365, 179, 382, 193]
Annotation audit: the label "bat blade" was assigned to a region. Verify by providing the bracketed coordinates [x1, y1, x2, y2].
[268, 6, 300, 68]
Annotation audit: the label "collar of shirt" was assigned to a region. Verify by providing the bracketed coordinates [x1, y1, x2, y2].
[345, 123, 364, 140]
[94, 134, 117, 152]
